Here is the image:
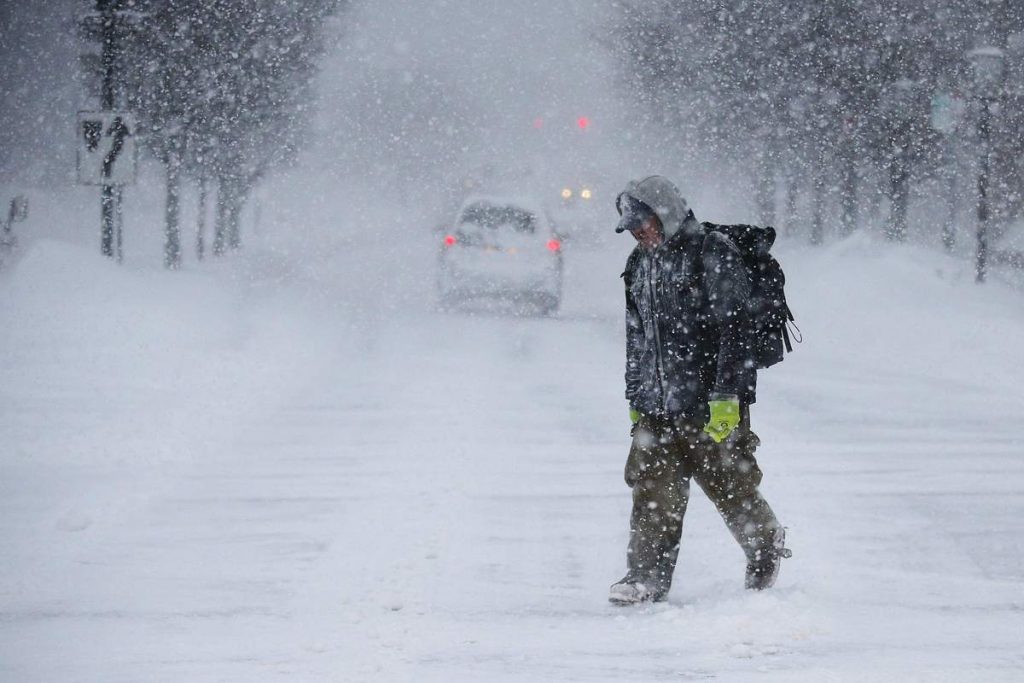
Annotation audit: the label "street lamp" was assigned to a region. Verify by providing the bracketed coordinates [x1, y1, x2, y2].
[968, 47, 1006, 283]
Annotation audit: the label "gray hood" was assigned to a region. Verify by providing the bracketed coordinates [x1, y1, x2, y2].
[616, 176, 693, 239]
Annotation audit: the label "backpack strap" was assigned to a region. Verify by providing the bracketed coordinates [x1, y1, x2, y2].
[696, 222, 742, 284]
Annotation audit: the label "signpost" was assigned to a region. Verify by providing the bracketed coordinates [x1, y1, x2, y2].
[77, 111, 135, 261]
[76, 111, 137, 186]
[79, 0, 137, 262]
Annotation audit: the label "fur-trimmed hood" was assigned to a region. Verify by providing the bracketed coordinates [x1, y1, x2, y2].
[616, 176, 695, 239]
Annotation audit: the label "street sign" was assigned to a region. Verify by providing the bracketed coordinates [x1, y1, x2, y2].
[930, 92, 966, 134]
[77, 111, 137, 186]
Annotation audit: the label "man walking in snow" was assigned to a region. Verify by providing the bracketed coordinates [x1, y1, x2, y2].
[610, 176, 788, 604]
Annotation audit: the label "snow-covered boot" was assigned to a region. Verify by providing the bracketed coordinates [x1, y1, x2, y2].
[745, 527, 792, 591]
[608, 576, 667, 605]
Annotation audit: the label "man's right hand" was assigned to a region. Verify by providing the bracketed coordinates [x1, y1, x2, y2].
[629, 407, 641, 424]
[704, 395, 740, 443]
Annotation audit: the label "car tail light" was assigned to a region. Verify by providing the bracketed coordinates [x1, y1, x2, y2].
[444, 234, 457, 247]
[546, 239, 561, 252]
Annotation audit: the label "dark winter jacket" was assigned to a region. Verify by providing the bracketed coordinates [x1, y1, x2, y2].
[622, 212, 757, 419]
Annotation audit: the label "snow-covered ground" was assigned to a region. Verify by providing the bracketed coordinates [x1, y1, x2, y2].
[2, 222, 1024, 681]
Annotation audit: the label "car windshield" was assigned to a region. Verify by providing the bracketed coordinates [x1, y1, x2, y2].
[459, 204, 536, 234]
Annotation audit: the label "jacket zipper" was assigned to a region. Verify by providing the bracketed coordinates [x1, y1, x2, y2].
[647, 252, 668, 413]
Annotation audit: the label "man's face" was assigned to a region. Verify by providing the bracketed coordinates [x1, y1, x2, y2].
[630, 215, 663, 250]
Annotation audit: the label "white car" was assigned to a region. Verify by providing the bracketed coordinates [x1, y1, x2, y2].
[437, 197, 563, 314]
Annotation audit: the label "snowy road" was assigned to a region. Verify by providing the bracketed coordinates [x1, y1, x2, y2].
[3, 236, 1024, 681]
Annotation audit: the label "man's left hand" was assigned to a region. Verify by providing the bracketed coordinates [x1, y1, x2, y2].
[704, 395, 740, 443]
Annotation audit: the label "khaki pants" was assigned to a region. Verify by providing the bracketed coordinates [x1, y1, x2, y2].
[622, 410, 781, 594]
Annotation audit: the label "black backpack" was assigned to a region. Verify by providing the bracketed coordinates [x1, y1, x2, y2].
[700, 222, 797, 369]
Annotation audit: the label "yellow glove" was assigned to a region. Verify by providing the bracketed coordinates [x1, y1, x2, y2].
[629, 407, 641, 424]
[704, 395, 740, 443]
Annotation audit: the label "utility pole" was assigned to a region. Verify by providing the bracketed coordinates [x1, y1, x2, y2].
[98, 0, 120, 260]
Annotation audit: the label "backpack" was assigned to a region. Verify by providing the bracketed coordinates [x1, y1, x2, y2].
[700, 222, 797, 369]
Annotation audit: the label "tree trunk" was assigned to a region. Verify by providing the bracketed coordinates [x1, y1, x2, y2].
[977, 100, 993, 282]
[228, 190, 243, 251]
[941, 136, 957, 252]
[810, 146, 825, 246]
[839, 144, 857, 236]
[228, 181, 249, 251]
[886, 152, 909, 242]
[164, 137, 182, 269]
[211, 175, 249, 254]
[784, 171, 799, 236]
[196, 174, 208, 261]
[755, 141, 777, 226]
[213, 178, 228, 257]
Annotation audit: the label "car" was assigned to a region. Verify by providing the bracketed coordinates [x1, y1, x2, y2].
[549, 183, 602, 244]
[436, 196, 563, 314]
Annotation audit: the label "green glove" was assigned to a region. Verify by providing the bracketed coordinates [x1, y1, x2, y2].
[629, 408, 641, 424]
[704, 395, 740, 443]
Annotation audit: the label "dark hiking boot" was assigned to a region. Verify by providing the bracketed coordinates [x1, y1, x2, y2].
[608, 576, 668, 605]
[745, 527, 792, 591]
